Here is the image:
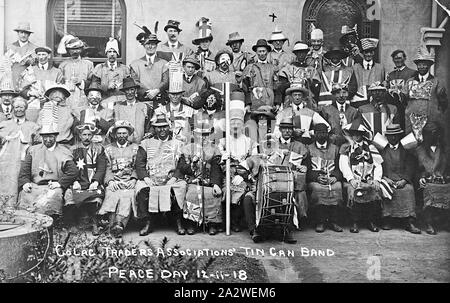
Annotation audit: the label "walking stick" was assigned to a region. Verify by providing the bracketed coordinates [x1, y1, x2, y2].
[225, 82, 231, 236]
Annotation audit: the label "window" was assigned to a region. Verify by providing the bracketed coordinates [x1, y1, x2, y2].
[47, 0, 126, 64]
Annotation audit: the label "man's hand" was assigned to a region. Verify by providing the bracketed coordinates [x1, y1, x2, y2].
[88, 181, 99, 191]
[213, 184, 222, 197]
[350, 179, 359, 189]
[23, 183, 33, 193]
[297, 165, 307, 174]
[396, 179, 407, 189]
[48, 181, 61, 190]
[72, 181, 82, 191]
[108, 82, 117, 90]
[108, 180, 119, 191]
[146, 89, 160, 100]
[328, 176, 337, 185]
[384, 177, 395, 187]
[245, 105, 251, 113]
[232, 175, 244, 186]
[419, 178, 427, 188]
[124, 180, 135, 190]
[372, 180, 380, 191]
[318, 175, 328, 185]
[144, 177, 153, 187]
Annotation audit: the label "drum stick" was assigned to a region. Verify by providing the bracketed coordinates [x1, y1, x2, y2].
[225, 82, 231, 236]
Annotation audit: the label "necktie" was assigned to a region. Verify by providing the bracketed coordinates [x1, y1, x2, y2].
[40, 65, 45, 70]
[366, 63, 371, 70]
[5, 106, 10, 114]
[339, 105, 345, 113]
[297, 105, 301, 111]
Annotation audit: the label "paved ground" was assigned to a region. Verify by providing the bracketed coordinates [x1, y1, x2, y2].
[121, 225, 450, 283]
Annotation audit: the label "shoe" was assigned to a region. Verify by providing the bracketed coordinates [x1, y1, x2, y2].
[350, 223, 359, 233]
[175, 218, 186, 235]
[139, 219, 152, 236]
[425, 224, 437, 235]
[368, 222, 379, 232]
[315, 223, 325, 233]
[217, 225, 225, 233]
[283, 231, 297, 244]
[251, 230, 263, 243]
[405, 222, 421, 234]
[110, 223, 124, 238]
[381, 220, 392, 230]
[208, 225, 217, 236]
[329, 223, 343, 232]
[232, 225, 242, 233]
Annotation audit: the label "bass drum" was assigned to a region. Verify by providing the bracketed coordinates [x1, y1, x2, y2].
[255, 165, 295, 232]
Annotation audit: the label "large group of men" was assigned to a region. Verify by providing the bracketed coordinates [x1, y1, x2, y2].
[0, 18, 449, 243]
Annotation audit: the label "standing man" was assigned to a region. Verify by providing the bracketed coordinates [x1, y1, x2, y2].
[136, 113, 187, 236]
[226, 32, 253, 73]
[98, 120, 148, 238]
[131, 26, 169, 104]
[5, 22, 37, 90]
[114, 78, 153, 144]
[267, 28, 295, 71]
[17, 120, 78, 219]
[0, 79, 18, 121]
[92, 38, 130, 98]
[339, 120, 383, 233]
[339, 25, 363, 68]
[181, 55, 206, 109]
[306, 27, 326, 71]
[205, 49, 239, 86]
[307, 123, 344, 233]
[380, 124, 421, 234]
[64, 123, 107, 235]
[158, 20, 194, 62]
[0, 97, 39, 206]
[192, 17, 216, 76]
[59, 37, 94, 116]
[352, 38, 385, 102]
[402, 46, 447, 135]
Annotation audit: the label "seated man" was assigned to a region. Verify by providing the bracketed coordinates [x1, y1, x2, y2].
[176, 111, 223, 235]
[339, 119, 383, 233]
[64, 123, 107, 235]
[17, 121, 78, 219]
[417, 123, 450, 235]
[135, 113, 187, 236]
[307, 123, 344, 233]
[380, 124, 420, 234]
[98, 121, 147, 238]
[320, 83, 361, 147]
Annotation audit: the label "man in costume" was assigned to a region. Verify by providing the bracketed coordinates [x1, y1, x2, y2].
[131, 24, 169, 104]
[59, 37, 94, 116]
[192, 17, 216, 76]
[17, 119, 78, 219]
[320, 83, 361, 147]
[158, 20, 194, 62]
[0, 79, 18, 121]
[307, 123, 344, 233]
[205, 49, 240, 86]
[64, 123, 107, 235]
[92, 38, 130, 98]
[98, 120, 147, 238]
[380, 124, 421, 234]
[0, 97, 39, 207]
[176, 111, 223, 235]
[181, 55, 206, 109]
[339, 25, 363, 68]
[198, 88, 226, 144]
[339, 119, 383, 233]
[226, 32, 254, 73]
[306, 27, 326, 72]
[417, 122, 450, 235]
[113, 78, 153, 144]
[135, 112, 187, 236]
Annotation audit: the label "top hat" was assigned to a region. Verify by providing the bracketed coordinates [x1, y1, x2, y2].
[192, 17, 213, 45]
[120, 78, 140, 92]
[384, 124, 404, 136]
[14, 22, 33, 33]
[226, 32, 245, 46]
[0, 79, 18, 96]
[252, 39, 272, 52]
[360, 38, 379, 51]
[230, 91, 245, 122]
[324, 46, 348, 60]
[413, 45, 435, 65]
[35, 46, 52, 54]
[164, 20, 182, 32]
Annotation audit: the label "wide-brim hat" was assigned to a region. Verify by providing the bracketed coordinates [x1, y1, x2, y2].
[286, 83, 309, 95]
[120, 78, 140, 91]
[75, 123, 101, 135]
[250, 105, 276, 120]
[215, 49, 234, 64]
[164, 20, 182, 32]
[384, 124, 404, 136]
[151, 113, 170, 127]
[279, 116, 294, 128]
[109, 120, 135, 137]
[268, 30, 288, 43]
[324, 47, 348, 60]
[252, 39, 272, 52]
[35, 46, 52, 54]
[292, 41, 309, 52]
[85, 83, 104, 95]
[192, 17, 213, 45]
[14, 22, 33, 33]
[143, 34, 161, 44]
[331, 82, 349, 94]
[182, 55, 201, 70]
[39, 125, 59, 135]
[65, 37, 85, 49]
[192, 35, 213, 45]
[413, 45, 435, 65]
[342, 119, 372, 140]
[44, 84, 71, 98]
[226, 32, 244, 46]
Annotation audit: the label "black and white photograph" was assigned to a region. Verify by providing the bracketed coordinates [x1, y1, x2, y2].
[0, 0, 449, 291]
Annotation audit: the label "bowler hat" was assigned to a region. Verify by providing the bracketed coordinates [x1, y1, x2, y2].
[314, 123, 329, 133]
[85, 82, 104, 95]
[252, 39, 272, 52]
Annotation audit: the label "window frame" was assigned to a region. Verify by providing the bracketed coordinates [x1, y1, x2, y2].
[46, 0, 127, 66]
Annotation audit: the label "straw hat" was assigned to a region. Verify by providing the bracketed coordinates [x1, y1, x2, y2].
[14, 22, 33, 34]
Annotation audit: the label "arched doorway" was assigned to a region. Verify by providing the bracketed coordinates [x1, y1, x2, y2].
[302, 0, 380, 58]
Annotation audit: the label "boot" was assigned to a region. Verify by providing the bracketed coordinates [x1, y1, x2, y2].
[405, 218, 421, 234]
[283, 230, 297, 244]
[64, 205, 78, 233]
[350, 222, 359, 233]
[139, 217, 153, 236]
[208, 224, 217, 236]
[425, 223, 437, 235]
[231, 206, 242, 232]
[251, 229, 263, 243]
[186, 220, 196, 235]
[381, 217, 392, 230]
[315, 223, 325, 233]
[329, 222, 343, 232]
[175, 214, 186, 235]
[368, 222, 379, 232]
[111, 222, 124, 238]
[92, 216, 100, 236]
